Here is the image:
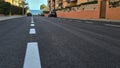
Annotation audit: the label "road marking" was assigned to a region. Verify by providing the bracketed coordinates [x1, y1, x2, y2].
[86, 21, 93, 23]
[29, 28, 36, 34]
[23, 42, 41, 68]
[31, 17, 34, 23]
[30, 24, 35, 27]
[31, 21, 34, 23]
[31, 17, 33, 21]
[104, 24, 120, 28]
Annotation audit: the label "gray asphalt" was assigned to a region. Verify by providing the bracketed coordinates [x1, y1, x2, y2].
[0, 16, 120, 68]
[0, 17, 30, 68]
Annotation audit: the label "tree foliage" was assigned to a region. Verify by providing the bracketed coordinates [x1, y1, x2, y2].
[0, 1, 11, 15]
[40, 4, 47, 10]
[0, 1, 28, 15]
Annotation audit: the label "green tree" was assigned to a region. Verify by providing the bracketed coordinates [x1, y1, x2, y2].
[0, 1, 11, 15]
[40, 4, 47, 10]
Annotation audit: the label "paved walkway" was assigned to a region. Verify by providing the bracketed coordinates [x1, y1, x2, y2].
[58, 17, 120, 23]
[0, 15, 24, 21]
[79, 18, 120, 23]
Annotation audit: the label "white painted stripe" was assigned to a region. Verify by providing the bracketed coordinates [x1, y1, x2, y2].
[29, 28, 36, 34]
[30, 24, 35, 27]
[31, 17, 33, 21]
[31, 17, 34, 23]
[104, 24, 120, 28]
[23, 42, 41, 68]
[31, 21, 34, 23]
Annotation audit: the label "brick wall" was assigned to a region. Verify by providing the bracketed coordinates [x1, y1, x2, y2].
[57, 4, 100, 19]
[56, 0, 101, 19]
[56, 0, 120, 20]
[44, 14, 48, 17]
[106, 7, 120, 20]
[57, 9, 100, 19]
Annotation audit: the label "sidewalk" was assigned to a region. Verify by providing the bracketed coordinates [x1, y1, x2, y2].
[58, 17, 120, 25]
[79, 18, 120, 23]
[0, 15, 24, 21]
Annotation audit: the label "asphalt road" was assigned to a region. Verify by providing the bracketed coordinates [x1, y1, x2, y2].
[0, 16, 120, 68]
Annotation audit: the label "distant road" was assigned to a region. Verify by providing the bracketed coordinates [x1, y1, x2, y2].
[0, 16, 120, 68]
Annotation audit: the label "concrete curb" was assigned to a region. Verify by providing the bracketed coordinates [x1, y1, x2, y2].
[79, 18, 120, 23]
[57, 17, 120, 25]
[0, 15, 25, 21]
[57, 17, 120, 22]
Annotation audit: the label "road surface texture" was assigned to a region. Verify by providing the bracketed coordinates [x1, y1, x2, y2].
[0, 16, 120, 68]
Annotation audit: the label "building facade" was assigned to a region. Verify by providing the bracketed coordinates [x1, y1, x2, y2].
[48, 0, 120, 20]
[48, 0, 97, 11]
[1, 0, 23, 7]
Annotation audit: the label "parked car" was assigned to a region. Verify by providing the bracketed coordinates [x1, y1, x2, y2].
[38, 13, 45, 16]
[27, 13, 32, 16]
[40, 13, 45, 16]
[48, 11, 57, 17]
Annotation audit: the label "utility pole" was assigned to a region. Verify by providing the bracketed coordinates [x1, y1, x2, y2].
[22, 0, 25, 15]
[22, 1, 24, 15]
[22, 0, 28, 15]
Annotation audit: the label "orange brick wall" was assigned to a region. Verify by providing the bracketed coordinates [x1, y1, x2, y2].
[57, 0, 101, 19]
[57, 10, 100, 19]
[55, 0, 120, 20]
[44, 14, 48, 17]
[106, 7, 120, 20]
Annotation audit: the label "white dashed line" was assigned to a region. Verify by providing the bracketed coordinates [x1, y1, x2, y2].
[31, 21, 34, 24]
[31, 24, 35, 27]
[29, 28, 36, 34]
[23, 42, 41, 68]
[104, 24, 120, 28]
[31, 16, 33, 20]
[31, 17, 34, 23]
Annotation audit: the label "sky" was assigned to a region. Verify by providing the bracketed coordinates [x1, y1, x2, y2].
[26, 0, 47, 10]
